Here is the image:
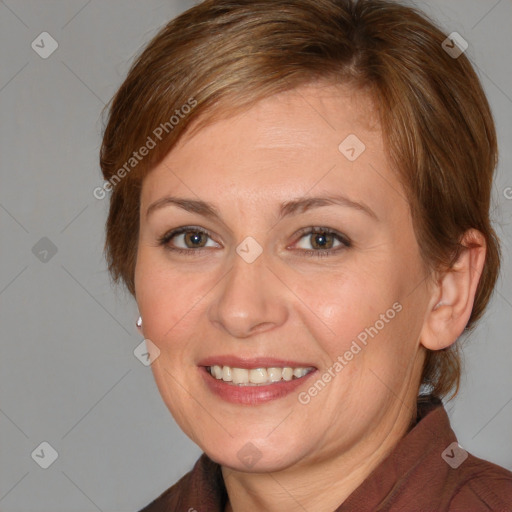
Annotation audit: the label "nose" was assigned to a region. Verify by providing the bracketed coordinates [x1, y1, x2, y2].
[208, 251, 289, 339]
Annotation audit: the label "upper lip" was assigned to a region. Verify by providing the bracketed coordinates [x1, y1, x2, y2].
[198, 355, 317, 370]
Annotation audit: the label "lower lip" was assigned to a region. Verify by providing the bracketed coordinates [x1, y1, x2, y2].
[200, 366, 317, 405]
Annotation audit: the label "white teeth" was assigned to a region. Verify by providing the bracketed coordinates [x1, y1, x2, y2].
[267, 367, 282, 382]
[212, 365, 223, 379]
[207, 365, 313, 385]
[249, 368, 267, 384]
[222, 365, 232, 382]
[232, 368, 249, 384]
[282, 367, 293, 381]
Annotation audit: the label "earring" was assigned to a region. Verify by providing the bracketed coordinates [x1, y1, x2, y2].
[136, 316, 142, 328]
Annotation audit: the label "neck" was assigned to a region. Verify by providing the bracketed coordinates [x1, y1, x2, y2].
[221, 395, 418, 512]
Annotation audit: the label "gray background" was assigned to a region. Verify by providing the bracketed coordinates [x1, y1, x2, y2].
[0, 1, 511, 511]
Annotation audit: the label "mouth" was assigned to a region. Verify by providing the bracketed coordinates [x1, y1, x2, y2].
[198, 358, 318, 405]
[205, 364, 316, 386]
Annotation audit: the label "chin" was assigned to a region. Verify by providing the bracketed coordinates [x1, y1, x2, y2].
[202, 434, 307, 474]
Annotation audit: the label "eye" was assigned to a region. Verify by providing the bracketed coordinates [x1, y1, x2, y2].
[157, 225, 350, 258]
[157, 226, 219, 255]
[292, 227, 351, 257]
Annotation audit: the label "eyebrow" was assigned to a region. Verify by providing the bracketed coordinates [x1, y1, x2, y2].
[145, 193, 378, 222]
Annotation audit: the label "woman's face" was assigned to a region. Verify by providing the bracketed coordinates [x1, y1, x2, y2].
[134, 84, 433, 472]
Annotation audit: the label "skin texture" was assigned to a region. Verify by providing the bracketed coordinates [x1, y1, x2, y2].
[134, 83, 486, 512]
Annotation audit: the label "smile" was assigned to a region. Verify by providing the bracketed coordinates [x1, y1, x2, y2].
[206, 365, 315, 386]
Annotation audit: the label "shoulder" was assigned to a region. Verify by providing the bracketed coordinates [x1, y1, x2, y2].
[339, 396, 512, 511]
[411, 396, 512, 509]
[447, 452, 512, 511]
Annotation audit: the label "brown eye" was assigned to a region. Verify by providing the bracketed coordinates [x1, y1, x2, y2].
[309, 231, 336, 250]
[293, 227, 350, 256]
[158, 226, 220, 254]
[182, 231, 208, 248]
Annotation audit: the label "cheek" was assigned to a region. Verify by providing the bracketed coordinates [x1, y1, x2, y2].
[297, 272, 416, 399]
[135, 249, 202, 346]
[288, 265, 395, 344]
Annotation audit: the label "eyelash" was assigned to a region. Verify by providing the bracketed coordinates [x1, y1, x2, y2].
[157, 226, 351, 258]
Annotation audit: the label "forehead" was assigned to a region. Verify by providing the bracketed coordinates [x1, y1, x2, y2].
[140, 83, 404, 223]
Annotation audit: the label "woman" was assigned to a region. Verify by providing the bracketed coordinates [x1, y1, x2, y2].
[99, 0, 512, 510]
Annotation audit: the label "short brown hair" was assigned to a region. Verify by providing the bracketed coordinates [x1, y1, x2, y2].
[99, 0, 501, 401]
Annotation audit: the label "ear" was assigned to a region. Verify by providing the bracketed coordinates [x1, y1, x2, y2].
[420, 229, 487, 351]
